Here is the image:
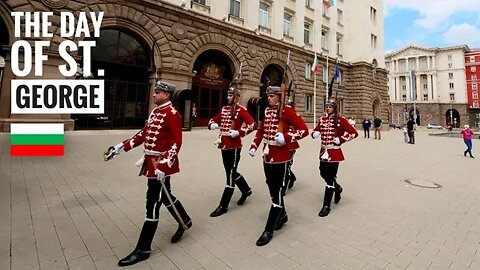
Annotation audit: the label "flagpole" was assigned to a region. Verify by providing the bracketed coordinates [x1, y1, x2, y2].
[325, 53, 329, 113]
[313, 67, 317, 126]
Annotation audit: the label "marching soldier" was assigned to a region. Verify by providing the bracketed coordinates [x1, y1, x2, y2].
[249, 86, 308, 246]
[208, 86, 256, 217]
[107, 81, 192, 266]
[311, 99, 358, 217]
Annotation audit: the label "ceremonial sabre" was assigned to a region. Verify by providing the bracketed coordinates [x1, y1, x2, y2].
[150, 158, 189, 230]
[103, 146, 117, 161]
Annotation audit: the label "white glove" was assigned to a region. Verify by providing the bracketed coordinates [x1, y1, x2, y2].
[333, 137, 340, 145]
[209, 123, 219, 130]
[229, 130, 240, 138]
[114, 143, 124, 154]
[312, 131, 320, 139]
[249, 148, 256, 157]
[274, 133, 286, 145]
[154, 169, 165, 181]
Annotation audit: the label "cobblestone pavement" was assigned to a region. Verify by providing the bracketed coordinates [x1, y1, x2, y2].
[1, 128, 479, 270]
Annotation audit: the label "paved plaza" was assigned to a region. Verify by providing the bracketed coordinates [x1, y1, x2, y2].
[0, 128, 479, 270]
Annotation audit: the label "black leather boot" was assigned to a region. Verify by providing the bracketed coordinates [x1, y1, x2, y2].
[210, 187, 234, 217]
[334, 183, 343, 204]
[118, 221, 158, 266]
[167, 200, 192, 243]
[235, 176, 252, 205]
[319, 187, 334, 217]
[256, 206, 281, 246]
[274, 208, 288, 231]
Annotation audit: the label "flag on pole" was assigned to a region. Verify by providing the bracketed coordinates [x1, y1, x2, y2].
[324, 0, 335, 8]
[10, 123, 64, 156]
[409, 70, 416, 100]
[334, 64, 340, 82]
[311, 52, 320, 74]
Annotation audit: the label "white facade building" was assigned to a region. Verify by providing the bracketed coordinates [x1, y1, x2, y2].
[385, 45, 470, 127]
[165, 0, 385, 68]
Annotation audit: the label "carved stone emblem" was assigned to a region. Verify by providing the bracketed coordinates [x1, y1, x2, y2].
[41, 0, 69, 9]
[248, 44, 257, 57]
[171, 23, 187, 40]
[205, 64, 220, 79]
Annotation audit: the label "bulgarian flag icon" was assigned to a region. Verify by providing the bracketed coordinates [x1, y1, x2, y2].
[10, 123, 64, 156]
[324, 0, 335, 8]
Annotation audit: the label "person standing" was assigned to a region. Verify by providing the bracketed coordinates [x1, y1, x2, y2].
[191, 103, 198, 127]
[407, 118, 415, 144]
[208, 86, 256, 217]
[373, 116, 382, 139]
[362, 117, 371, 138]
[108, 81, 192, 267]
[249, 86, 308, 246]
[312, 100, 358, 217]
[461, 125, 474, 158]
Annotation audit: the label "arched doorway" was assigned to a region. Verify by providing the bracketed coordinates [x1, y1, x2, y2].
[72, 29, 151, 129]
[191, 50, 234, 126]
[372, 98, 381, 117]
[248, 64, 284, 122]
[409, 108, 421, 125]
[446, 109, 460, 128]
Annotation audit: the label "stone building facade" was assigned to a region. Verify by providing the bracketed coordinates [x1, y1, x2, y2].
[0, 0, 388, 131]
[386, 45, 469, 127]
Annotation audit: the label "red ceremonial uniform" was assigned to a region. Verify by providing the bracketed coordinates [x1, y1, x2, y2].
[208, 104, 256, 149]
[313, 114, 358, 162]
[251, 105, 308, 163]
[122, 101, 182, 177]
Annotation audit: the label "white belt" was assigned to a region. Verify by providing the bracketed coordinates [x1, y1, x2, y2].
[265, 140, 282, 146]
[321, 145, 340, 149]
[220, 131, 230, 136]
[144, 149, 165, 156]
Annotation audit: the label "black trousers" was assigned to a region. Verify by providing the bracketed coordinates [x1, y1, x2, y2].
[218, 148, 251, 207]
[262, 162, 288, 232]
[319, 161, 340, 207]
[222, 148, 242, 188]
[145, 177, 190, 223]
[364, 128, 370, 138]
[263, 162, 288, 207]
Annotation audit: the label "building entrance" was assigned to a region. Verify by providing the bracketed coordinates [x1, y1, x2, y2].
[72, 29, 150, 129]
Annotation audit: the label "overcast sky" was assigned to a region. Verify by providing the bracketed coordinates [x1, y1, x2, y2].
[384, 0, 480, 52]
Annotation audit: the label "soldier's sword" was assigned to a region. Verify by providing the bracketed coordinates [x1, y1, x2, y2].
[103, 146, 117, 161]
[150, 158, 189, 230]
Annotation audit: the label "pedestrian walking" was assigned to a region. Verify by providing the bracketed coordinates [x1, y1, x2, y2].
[373, 116, 382, 139]
[249, 86, 308, 246]
[461, 125, 474, 158]
[311, 99, 358, 217]
[362, 117, 371, 138]
[407, 118, 415, 144]
[208, 86, 256, 217]
[106, 81, 192, 267]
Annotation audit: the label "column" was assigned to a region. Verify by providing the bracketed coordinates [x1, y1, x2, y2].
[416, 57, 419, 71]
[432, 56, 436, 69]
[427, 73, 433, 100]
[395, 75, 400, 101]
[427, 56, 431, 70]
[432, 74, 438, 101]
[406, 75, 411, 101]
[395, 60, 399, 73]
[405, 57, 409, 71]
[416, 73, 421, 101]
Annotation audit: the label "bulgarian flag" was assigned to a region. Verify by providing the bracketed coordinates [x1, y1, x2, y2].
[324, 0, 335, 8]
[10, 123, 64, 156]
[311, 52, 320, 74]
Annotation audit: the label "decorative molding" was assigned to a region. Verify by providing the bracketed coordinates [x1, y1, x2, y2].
[171, 23, 187, 40]
[248, 44, 257, 57]
[41, 0, 69, 9]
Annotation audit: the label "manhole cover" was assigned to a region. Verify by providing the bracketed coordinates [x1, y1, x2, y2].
[403, 179, 442, 189]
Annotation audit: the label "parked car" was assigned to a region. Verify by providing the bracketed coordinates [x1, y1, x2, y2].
[427, 123, 443, 129]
